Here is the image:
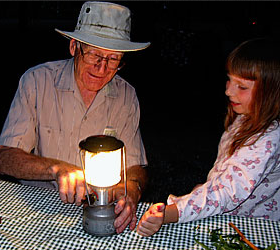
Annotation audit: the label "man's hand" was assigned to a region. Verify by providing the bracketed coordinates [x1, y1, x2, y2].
[50, 163, 86, 206]
[113, 180, 141, 233]
[0, 146, 86, 206]
[112, 165, 147, 233]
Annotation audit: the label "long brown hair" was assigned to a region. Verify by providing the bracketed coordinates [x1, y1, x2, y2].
[225, 38, 280, 156]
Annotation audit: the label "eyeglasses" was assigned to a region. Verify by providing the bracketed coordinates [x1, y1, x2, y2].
[78, 43, 125, 70]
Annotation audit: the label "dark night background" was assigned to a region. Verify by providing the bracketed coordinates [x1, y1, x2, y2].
[1, 1, 280, 203]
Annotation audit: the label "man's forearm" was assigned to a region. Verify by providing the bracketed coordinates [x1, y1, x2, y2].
[0, 145, 59, 180]
[126, 165, 148, 201]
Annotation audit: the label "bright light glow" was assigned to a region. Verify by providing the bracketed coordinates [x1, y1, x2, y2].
[84, 149, 122, 187]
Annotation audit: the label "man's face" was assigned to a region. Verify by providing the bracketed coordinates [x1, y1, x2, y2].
[72, 41, 124, 92]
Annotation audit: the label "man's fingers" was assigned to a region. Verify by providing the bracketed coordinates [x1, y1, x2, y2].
[114, 196, 139, 233]
[115, 212, 133, 234]
[58, 175, 68, 203]
[129, 213, 137, 230]
[57, 169, 85, 205]
[114, 201, 131, 228]
[75, 171, 86, 206]
[67, 172, 76, 203]
[115, 197, 126, 214]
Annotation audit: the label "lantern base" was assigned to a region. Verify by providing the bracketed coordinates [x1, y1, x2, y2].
[83, 203, 116, 236]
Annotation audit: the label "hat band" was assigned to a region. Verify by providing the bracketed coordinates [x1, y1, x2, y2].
[75, 23, 130, 41]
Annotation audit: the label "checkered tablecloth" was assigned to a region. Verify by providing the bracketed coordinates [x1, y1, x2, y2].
[0, 180, 279, 250]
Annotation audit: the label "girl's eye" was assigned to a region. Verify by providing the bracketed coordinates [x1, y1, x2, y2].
[238, 85, 247, 90]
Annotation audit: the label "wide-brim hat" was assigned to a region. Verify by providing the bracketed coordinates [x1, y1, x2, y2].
[55, 1, 150, 52]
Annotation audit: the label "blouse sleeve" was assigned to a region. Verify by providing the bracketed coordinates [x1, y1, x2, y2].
[167, 124, 280, 223]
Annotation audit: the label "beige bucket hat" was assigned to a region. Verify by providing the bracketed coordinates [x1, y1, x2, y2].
[55, 1, 151, 52]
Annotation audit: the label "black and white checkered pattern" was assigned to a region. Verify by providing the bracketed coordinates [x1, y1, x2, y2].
[1, 180, 279, 250]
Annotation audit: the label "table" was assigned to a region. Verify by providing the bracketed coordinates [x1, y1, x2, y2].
[0, 180, 279, 250]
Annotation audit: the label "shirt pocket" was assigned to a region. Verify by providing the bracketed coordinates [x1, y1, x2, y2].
[37, 126, 65, 160]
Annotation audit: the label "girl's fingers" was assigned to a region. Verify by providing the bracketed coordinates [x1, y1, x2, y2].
[137, 203, 166, 237]
[137, 219, 158, 236]
[155, 203, 165, 212]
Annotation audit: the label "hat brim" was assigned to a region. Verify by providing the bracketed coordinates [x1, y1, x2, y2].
[55, 29, 150, 52]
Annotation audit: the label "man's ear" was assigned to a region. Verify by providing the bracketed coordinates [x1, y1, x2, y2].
[69, 39, 77, 57]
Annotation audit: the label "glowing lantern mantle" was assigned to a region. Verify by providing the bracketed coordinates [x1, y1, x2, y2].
[84, 149, 122, 188]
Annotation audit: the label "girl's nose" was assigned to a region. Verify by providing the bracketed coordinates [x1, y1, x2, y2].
[225, 81, 234, 96]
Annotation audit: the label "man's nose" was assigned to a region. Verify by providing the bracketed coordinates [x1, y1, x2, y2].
[95, 59, 108, 73]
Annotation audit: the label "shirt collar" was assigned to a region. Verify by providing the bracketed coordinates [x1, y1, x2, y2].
[54, 58, 75, 91]
[103, 78, 118, 98]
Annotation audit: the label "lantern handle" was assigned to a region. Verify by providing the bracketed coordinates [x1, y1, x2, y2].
[122, 146, 127, 198]
[79, 149, 95, 207]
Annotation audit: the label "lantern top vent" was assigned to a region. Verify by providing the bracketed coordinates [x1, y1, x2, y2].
[79, 135, 124, 153]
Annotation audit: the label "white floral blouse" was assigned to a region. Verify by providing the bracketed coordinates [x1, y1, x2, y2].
[168, 115, 280, 222]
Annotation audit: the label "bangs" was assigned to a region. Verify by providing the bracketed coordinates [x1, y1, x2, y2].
[226, 54, 258, 81]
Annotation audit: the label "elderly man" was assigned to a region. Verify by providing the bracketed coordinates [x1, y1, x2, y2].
[0, 1, 150, 234]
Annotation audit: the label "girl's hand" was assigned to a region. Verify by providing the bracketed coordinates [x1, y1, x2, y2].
[137, 203, 165, 237]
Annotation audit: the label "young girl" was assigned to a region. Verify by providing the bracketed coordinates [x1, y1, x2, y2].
[137, 38, 280, 237]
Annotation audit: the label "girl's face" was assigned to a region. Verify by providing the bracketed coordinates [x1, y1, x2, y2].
[225, 74, 256, 115]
